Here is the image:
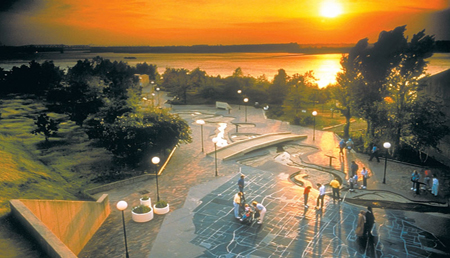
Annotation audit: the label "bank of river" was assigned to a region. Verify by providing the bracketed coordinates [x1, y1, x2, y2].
[1, 52, 449, 88]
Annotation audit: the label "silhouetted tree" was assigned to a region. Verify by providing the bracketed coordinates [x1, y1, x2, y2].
[268, 69, 289, 104]
[350, 26, 408, 140]
[97, 109, 192, 165]
[31, 113, 59, 142]
[135, 62, 158, 81]
[283, 72, 316, 118]
[161, 68, 190, 104]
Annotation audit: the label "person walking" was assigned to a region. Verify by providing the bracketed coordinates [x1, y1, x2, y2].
[315, 183, 326, 209]
[432, 175, 439, 196]
[339, 139, 346, 155]
[351, 161, 359, 177]
[238, 174, 245, 193]
[361, 167, 368, 189]
[355, 210, 366, 238]
[252, 201, 267, 224]
[368, 144, 380, 162]
[303, 186, 311, 208]
[411, 170, 420, 191]
[233, 192, 243, 219]
[364, 206, 375, 237]
[330, 177, 340, 201]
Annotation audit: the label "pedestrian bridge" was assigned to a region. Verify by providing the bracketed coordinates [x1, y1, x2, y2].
[207, 132, 307, 160]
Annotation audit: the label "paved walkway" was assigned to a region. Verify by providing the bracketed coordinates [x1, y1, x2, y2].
[79, 101, 450, 258]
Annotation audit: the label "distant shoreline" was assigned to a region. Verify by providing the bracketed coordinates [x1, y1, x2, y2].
[1, 43, 351, 60]
[1, 41, 449, 60]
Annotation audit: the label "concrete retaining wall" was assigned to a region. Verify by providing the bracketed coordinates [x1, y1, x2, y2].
[9, 194, 110, 257]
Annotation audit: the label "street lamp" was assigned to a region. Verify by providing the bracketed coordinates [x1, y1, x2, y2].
[196, 120, 205, 152]
[312, 111, 318, 141]
[382, 142, 391, 184]
[156, 87, 160, 107]
[237, 90, 242, 110]
[212, 138, 218, 176]
[116, 201, 130, 258]
[152, 156, 161, 202]
[243, 97, 249, 122]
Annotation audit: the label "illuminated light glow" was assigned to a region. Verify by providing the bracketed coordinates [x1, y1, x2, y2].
[320, 1, 343, 18]
[213, 123, 228, 147]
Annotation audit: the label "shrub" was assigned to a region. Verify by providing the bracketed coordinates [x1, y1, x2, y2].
[132, 205, 151, 214]
[155, 200, 168, 208]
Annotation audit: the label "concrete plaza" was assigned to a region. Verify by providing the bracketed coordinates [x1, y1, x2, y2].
[79, 101, 450, 258]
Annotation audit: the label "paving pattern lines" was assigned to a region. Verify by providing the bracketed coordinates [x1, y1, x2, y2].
[375, 211, 450, 257]
[189, 166, 450, 258]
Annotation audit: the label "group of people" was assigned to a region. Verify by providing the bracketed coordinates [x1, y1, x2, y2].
[355, 206, 376, 238]
[349, 161, 370, 191]
[303, 181, 333, 210]
[339, 138, 354, 155]
[411, 170, 439, 196]
[233, 174, 267, 224]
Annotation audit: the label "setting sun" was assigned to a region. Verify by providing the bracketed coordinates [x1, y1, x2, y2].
[320, 1, 343, 18]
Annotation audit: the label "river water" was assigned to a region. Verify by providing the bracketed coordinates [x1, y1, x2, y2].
[1, 52, 450, 88]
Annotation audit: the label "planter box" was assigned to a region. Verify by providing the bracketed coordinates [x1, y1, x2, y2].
[140, 198, 152, 207]
[153, 203, 170, 215]
[131, 208, 154, 222]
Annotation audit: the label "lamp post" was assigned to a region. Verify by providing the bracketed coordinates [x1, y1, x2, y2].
[312, 111, 318, 141]
[382, 142, 391, 184]
[212, 138, 218, 176]
[151, 93, 155, 107]
[237, 90, 242, 110]
[142, 97, 148, 109]
[243, 97, 249, 122]
[196, 120, 205, 152]
[116, 201, 130, 258]
[152, 156, 161, 202]
[156, 87, 160, 107]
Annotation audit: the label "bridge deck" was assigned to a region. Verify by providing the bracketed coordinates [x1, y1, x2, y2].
[207, 132, 307, 160]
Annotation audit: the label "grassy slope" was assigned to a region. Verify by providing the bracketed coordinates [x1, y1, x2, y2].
[0, 97, 114, 257]
[0, 98, 114, 215]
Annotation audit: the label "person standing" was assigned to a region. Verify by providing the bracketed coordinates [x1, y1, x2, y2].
[361, 167, 368, 189]
[315, 183, 326, 209]
[348, 176, 356, 192]
[330, 178, 340, 201]
[424, 169, 431, 190]
[432, 175, 439, 196]
[303, 186, 311, 208]
[233, 192, 243, 219]
[355, 210, 366, 238]
[369, 144, 380, 162]
[411, 170, 420, 191]
[351, 161, 359, 177]
[238, 174, 245, 193]
[252, 201, 267, 224]
[346, 138, 354, 152]
[364, 206, 375, 237]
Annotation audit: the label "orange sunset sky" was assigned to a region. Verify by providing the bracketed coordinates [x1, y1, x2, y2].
[0, 0, 449, 46]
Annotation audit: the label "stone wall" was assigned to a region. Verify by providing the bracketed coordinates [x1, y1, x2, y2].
[9, 194, 110, 257]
